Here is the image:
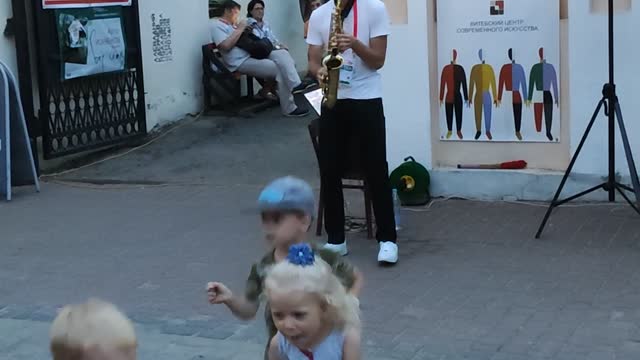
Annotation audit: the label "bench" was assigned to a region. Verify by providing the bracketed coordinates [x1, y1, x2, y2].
[202, 43, 275, 116]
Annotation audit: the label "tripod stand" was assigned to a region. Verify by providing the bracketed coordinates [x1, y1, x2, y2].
[535, 0, 640, 239]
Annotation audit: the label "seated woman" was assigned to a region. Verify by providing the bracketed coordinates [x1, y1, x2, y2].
[246, 0, 285, 51]
[209, 0, 309, 117]
[246, 0, 310, 97]
[245, 0, 278, 101]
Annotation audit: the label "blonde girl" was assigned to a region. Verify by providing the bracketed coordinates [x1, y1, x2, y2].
[50, 298, 137, 360]
[264, 243, 361, 360]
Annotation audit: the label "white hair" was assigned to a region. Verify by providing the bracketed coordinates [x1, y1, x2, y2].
[50, 298, 136, 350]
[264, 256, 361, 330]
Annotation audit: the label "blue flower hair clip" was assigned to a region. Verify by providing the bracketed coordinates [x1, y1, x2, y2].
[287, 244, 315, 266]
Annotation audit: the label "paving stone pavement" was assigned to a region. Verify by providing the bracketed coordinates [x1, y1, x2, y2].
[2, 109, 640, 359]
[0, 318, 265, 360]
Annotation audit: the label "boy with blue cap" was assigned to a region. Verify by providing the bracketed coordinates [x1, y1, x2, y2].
[206, 176, 363, 358]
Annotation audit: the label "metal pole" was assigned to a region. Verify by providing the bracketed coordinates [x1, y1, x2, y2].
[607, 0, 616, 201]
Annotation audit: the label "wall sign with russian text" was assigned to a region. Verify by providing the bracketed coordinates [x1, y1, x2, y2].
[44, 0, 131, 9]
[151, 13, 173, 63]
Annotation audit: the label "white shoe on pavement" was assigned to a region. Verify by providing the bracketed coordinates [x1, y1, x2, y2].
[377, 241, 398, 264]
[323, 241, 348, 256]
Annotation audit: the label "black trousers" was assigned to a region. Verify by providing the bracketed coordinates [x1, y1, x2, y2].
[544, 91, 553, 134]
[513, 103, 522, 132]
[319, 98, 397, 244]
[445, 95, 463, 132]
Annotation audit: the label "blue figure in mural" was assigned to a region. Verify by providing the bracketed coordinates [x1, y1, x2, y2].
[498, 48, 528, 140]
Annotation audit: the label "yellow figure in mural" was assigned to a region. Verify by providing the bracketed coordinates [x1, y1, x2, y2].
[468, 48, 498, 140]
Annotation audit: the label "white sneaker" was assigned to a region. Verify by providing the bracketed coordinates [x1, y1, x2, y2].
[323, 241, 348, 256]
[377, 241, 398, 264]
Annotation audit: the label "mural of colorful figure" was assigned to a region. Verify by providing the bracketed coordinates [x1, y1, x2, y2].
[527, 47, 559, 141]
[469, 49, 498, 140]
[497, 48, 528, 141]
[439, 49, 469, 140]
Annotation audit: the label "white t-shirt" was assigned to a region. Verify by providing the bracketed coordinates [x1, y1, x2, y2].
[306, 0, 391, 100]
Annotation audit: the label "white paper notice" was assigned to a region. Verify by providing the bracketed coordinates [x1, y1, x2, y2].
[304, 88, 323, 117]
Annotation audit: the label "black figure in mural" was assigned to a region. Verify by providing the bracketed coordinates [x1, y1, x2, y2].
[439, 49, 469, 140]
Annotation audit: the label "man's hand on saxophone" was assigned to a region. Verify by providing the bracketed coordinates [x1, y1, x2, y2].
[336, 33, 357, 52]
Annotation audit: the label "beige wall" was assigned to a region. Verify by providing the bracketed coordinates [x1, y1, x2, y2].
[590, 0, 631, 13]
[427, 0, 570, 171]
[384, 0, 408, 25]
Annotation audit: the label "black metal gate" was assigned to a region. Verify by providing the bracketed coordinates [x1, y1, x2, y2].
[33, 0, 147, 159]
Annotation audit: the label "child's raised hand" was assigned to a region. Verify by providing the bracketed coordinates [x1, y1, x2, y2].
[206, 282, 233, 304]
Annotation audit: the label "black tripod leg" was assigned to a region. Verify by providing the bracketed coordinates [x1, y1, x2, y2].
[535, 99, 607, 239]
[615, 184, 640, 215]
[618, 183, 634, 192]
[614, 103, 640, 205]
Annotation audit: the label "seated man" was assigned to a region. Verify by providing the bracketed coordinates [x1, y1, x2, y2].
[209, 0, 309, 117]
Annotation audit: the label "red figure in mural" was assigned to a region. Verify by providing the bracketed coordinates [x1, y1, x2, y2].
[440, 49, 469, 140]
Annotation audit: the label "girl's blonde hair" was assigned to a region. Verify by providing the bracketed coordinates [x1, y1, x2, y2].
[264, 255, 361, 330]
[50, 298, 136, 359]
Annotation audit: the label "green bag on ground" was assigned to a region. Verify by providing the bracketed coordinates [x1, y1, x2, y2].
[389, 156, 431, 206]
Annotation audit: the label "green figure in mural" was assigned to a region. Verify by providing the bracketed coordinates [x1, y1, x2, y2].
[469, 48, 498, 140]
[527, 47, 559, 141]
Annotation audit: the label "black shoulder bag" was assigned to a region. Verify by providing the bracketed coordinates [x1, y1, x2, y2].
[236, 27, 274, 60]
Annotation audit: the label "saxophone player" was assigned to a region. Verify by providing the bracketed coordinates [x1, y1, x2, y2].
[306, 0, 399, 264]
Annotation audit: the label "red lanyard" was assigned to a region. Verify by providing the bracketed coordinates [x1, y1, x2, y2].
[300, 349, 314, 360]
[352, 0, 358, 38]
[334, 0, 357, 37]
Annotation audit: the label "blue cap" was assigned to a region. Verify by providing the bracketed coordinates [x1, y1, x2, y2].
[258, 176, 316, 217]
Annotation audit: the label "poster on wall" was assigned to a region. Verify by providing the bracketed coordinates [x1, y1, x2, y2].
[44, 0, 131, 9]
[56, 7, 126, 80]
[437, 0, 560, 142]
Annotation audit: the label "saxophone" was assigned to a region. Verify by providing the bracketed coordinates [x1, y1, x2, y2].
[321, 0, 344, 109]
